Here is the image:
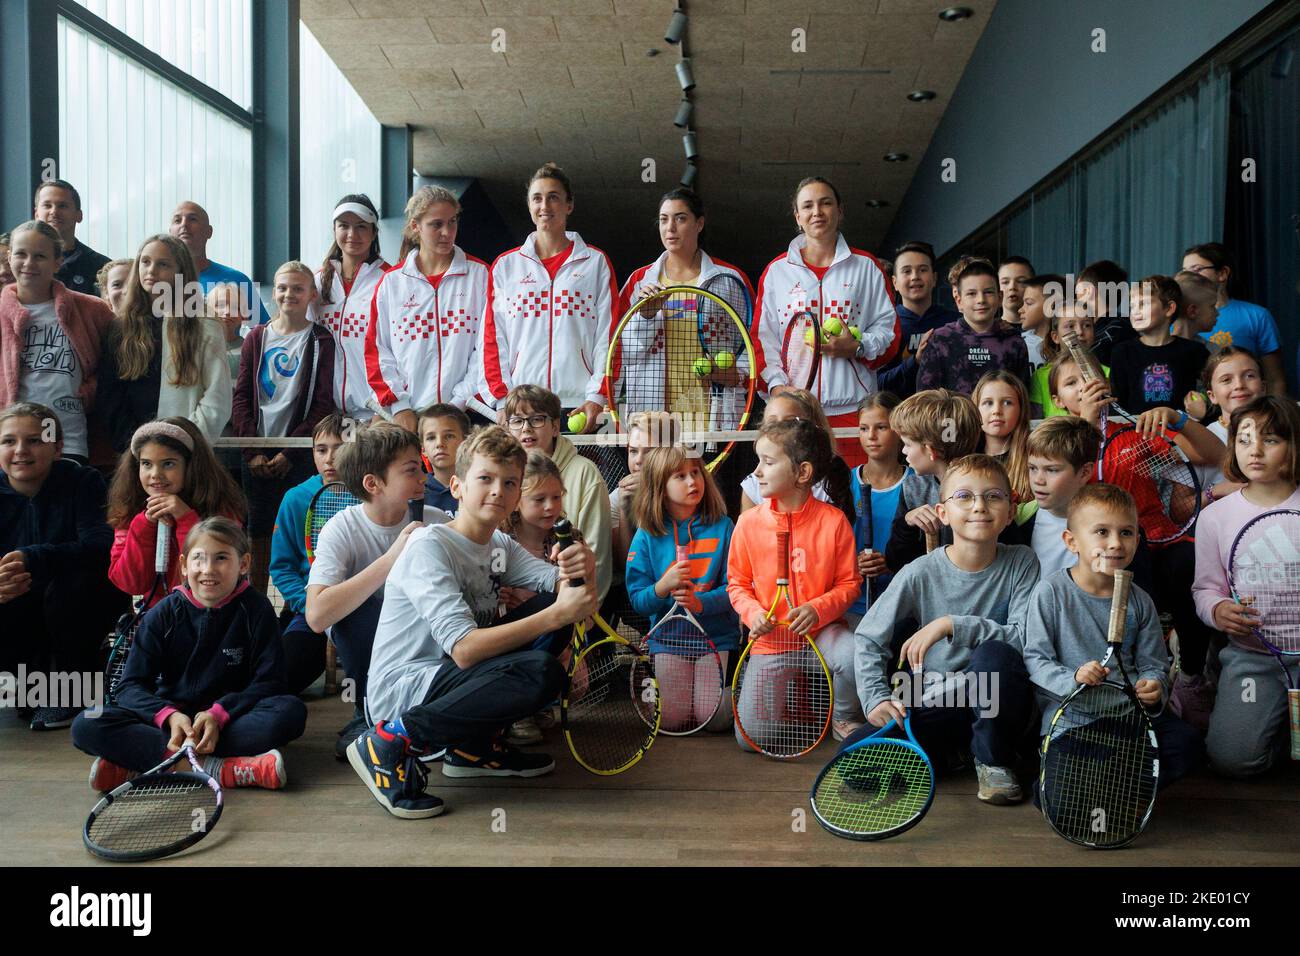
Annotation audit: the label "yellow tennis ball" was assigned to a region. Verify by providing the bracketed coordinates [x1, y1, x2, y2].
[824, 317, 843, 336]
[850, 326, 862, 341]
[692, 357, 713, 376]
[713, 351, 735, 370]
[804, 328, 816, 345]
[566, 411, 587, 433]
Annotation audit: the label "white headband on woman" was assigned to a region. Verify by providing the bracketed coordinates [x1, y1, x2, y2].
[130, 422, 195, 456]
[333, 202, 377, 224]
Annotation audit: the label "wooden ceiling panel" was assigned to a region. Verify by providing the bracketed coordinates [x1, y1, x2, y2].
[317, 1, 991, 267]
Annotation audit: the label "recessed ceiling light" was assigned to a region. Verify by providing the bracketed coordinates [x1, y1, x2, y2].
[865, 199, 890, 208]
[938, 6, 973, 22]
[647, 48, 660, 58]
[907, 89, 936, 102]
[883, 152, 909, 162]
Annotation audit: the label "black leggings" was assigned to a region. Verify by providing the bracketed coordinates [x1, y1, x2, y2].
[1148, 541, 1213, 675]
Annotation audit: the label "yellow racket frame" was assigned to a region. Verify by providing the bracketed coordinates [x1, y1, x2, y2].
[603, 284, 757, 471]
[731, 583, 834, 759]
[562, 612, 661, 776]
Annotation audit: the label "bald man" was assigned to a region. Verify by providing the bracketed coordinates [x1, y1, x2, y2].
[169, 200, 271, 326]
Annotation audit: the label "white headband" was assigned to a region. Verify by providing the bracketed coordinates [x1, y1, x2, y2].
[333, 202, 377, 224]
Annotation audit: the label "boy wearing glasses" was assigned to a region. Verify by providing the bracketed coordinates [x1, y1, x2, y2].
[501, 385, 612, 600]
[852, 454, 1040, 806]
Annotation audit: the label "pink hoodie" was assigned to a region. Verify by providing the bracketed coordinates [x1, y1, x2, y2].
[0, 280, 113, 408]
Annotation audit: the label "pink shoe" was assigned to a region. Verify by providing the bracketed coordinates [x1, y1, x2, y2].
[217, 750, 287, 790]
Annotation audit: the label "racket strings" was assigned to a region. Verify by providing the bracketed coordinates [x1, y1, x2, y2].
[1042, 685, 1157, 846]
[565, 644, 658, 773]
[86, 775, 220, 855]
[733, 637, 831, 757]
[1229, 518, 1300, 655]
[1101, 431, 1198, 540]
[813, 744, 932, 835]
[648, 615, 724, 734]
[308, 488, 359, 549]
[782, 314, 818, 390]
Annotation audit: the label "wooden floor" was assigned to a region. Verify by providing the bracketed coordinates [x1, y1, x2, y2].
[4, 691, 1298, 867]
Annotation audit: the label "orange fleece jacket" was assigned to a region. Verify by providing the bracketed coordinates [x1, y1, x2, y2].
[727, 495, 859, 645]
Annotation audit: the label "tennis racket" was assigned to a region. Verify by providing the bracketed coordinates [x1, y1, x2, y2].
[1039, 569, 1159, 848]
[83, 738, 223, 862]
[604, 283, 756, 470]
[103, 518, 172, 705]
[779, 309, 821, 393]
[810, 714, 935, 840]
[554, 519, 660, 774]
[1227, 509, 1300, 761]
[645, 545, 726, 735]
[305, 481, 359, 563]
[1063, 331, 1203, 543]
[924, 528, 939, 554]
[1099, 425, 1201, 544]
[858, 476, 879, 607]
[732, 517, 833, 758]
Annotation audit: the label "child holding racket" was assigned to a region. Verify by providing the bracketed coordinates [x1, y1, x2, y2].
[1049, 350, 1226, 725]
[73, 517, 307, 793]
[728, 418, 864, 742]
[1029, 305, 1102, 419]
[847, 392, 907, 628]
[305, 422, 449, 755]
[610, 410, 680, 565]
[1108, 276, 1208, 416]
[1192, 396, 1300, 777]
[106, 418, 245, 608]
[1024, 483, 1203, 790]
[0, 402, 125, 730]
[627, 445, 739, 732]
[853, 454, 1040, 804]
[974, 370, 1032, 522]
[351, 427, 598, 818]
[268, 413, 346, 694]
[883, 388, 982, 571]
[738, 388, 850, 514]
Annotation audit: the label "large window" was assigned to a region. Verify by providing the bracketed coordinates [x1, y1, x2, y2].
[57, 11, 254, 275]
[298, 22, 383, 267]
[67, 0, 251, 108]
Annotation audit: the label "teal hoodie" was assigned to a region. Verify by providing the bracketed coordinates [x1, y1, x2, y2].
[269, 474, 322, 615]
[626, 512, 739, 651]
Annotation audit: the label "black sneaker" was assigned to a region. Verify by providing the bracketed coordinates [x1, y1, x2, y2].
[442, 740, 556, 778]
[334, 713, 370, 761]
[30, 706, 79, 730]
[347, 727, 445, 819]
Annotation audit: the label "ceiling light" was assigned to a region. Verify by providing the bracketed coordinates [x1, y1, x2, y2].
[674, 99, 693, 128]
[907, 90, 936, 102]
[681, 163, 698, 188]
[865, 199, 890, 208]
[675, 58, 696, 92]
[884, 152, 909, 162]
[683, 131, 699, 161]
[938, 7, 973, 22]
[665, 9, 687, 45]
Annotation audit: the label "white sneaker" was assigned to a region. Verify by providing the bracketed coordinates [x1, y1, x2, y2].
[505, 716, 543, 746]
[975, 762, 1023, 805]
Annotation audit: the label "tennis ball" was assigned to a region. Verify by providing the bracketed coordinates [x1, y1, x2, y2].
[692, 357, 713, 376]
[566, 411, 587, 433]
[804, 328, 816, 345]
[824, 317, 843, 336]
[713, 351, 735, 370]
[850, 326, 862, 341]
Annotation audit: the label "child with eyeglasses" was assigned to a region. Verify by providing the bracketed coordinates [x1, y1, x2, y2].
[852, 453, 1040, 807]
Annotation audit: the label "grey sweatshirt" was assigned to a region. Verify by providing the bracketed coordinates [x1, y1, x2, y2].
[853, 543, 1041, 716]
[1023, 567, 1170, 734]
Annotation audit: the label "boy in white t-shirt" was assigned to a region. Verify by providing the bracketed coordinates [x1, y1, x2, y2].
[305, 422, 448, 754]
[349, 426, 598, 819]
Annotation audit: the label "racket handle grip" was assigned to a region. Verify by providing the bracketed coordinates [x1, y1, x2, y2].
[924, 529, 938, 553]
[408, 497, 424, 525]
[1107, 569, 1134, 646]
[155, 518, 171, 574]
[553, 518, 584, 587]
